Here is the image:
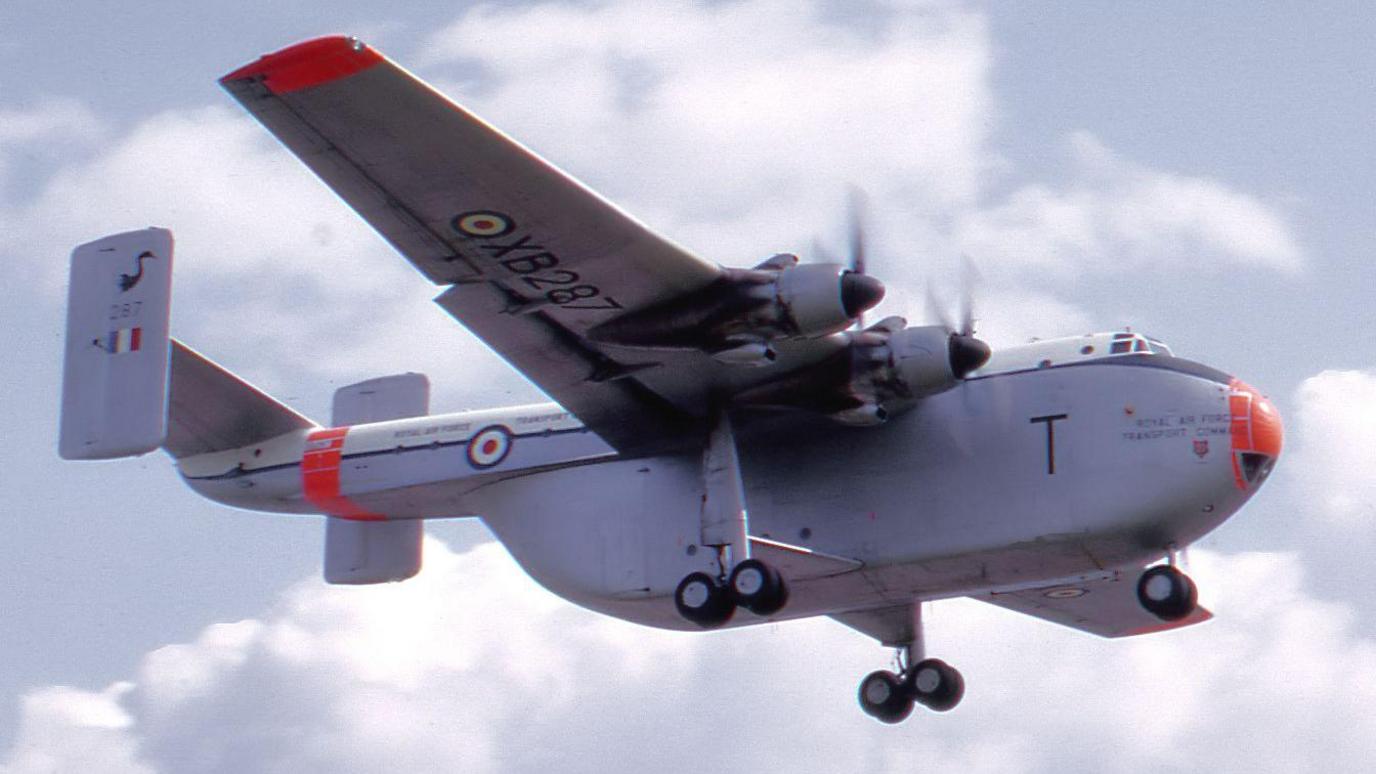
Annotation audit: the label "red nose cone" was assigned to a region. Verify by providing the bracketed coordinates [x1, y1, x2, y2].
[1230, 380, 1283, 457]
[1228, 380, 1282, 489]
[1251, 393, 1283, 458]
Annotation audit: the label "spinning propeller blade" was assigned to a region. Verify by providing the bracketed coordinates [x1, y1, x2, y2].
[927, 256, 990, 378]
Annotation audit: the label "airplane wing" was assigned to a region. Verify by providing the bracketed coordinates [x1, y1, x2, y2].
[973, 569, 1213, 638]
[218, 36, 851, 452]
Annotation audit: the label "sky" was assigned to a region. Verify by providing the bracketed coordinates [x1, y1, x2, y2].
[2, 1, 1375, 771]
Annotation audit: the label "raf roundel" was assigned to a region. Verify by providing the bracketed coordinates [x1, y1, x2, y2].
[1043, 587, 1087, 600]
[452, 210, 515, 238]
[467, 425, 513, 469]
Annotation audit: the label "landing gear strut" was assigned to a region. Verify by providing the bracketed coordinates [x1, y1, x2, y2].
[674, 410, 790, 628]
[857, 604, 965, 723]
[1136, 564, 1198, 621]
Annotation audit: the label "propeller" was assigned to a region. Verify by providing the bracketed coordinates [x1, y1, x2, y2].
[804, 190, 882, 325]
[926, 255, 991, 378]
[820, 188, 883, 328]
[822, 189, 988, 377]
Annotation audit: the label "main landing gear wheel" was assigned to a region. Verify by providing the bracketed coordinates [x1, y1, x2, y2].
[857, 659, 966, 722]
[1136, 564, 1198, 621]
[674, 572, 735, 627]
[728, 558, 789, 616]
[906, 658, 965, 712]
[858, 670, 914, 724]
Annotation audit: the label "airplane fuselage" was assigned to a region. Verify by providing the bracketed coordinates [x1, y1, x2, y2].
[178, 334, 1280, 632]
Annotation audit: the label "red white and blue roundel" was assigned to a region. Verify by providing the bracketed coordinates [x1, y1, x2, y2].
[467, 425, 512, 469]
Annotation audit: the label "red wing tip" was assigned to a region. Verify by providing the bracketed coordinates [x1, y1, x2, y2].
[220, 35, 383, 94]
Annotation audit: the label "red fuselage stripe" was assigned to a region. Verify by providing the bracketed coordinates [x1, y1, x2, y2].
[302, 427, 385, 521]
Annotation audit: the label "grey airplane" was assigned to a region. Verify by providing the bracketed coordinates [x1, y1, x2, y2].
[59, 36, 1282, 724]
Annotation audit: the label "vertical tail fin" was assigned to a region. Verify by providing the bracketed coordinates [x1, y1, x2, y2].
[59, 228, 174, 459]
[323, 373, 430, 584]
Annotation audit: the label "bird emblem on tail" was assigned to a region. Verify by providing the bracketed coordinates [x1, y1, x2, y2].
[118, 251, 155, 292]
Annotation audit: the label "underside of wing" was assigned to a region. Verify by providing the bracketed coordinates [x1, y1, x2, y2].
[220, 37, 976, 452]
[974, 568, 1212, 638]
[219, 37, 729, 450]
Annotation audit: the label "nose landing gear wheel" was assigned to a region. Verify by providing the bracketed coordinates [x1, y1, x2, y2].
[858, 670, 914, 724]
[728, 558, 789, 616]
[674, 572, 736, 627]
[906, 658, 965, 712]
[1136, 565, 1198, 621]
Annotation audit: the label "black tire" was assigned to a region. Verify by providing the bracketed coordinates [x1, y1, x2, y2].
[906, 658, 965, 712]
[674, 572, 735, 628]
[1136, 565, 1198, 621]
[858, 670, 914, 724]
[728, 559, 789, 616]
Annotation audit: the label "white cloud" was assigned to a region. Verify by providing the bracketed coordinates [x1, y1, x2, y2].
[2, 104, 527, 409]
[419, 0, 995, 272]
[5, 0, 1306, 406]
[0, 98, 101, 147]
[4, 541, 1376, 774]
[1, 683, 151, 774]
[1292, 369, 1376, 524]
[0, 98, 103, 185]
[410, 0, 1300, 334]
[953, 132, 1304, 276]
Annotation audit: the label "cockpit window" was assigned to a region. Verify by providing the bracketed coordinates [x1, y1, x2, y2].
[1108, 332, 1169, 356]
[1239, 452, 1275, 485]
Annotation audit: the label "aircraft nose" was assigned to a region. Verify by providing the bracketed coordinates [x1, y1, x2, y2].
[1228, 379, 1282, 489]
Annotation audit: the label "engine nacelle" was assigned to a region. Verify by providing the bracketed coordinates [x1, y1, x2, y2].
[889, 325, 959, 399]
[773, 263, 881, 339]
[586, 261, 884, 353]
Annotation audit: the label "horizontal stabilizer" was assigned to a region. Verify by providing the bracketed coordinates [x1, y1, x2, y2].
[60, 228, 174, 459]
[165, 340, 316, 458]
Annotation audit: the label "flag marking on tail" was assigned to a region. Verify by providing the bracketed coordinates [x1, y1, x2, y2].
[106, 327, 142, 354]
